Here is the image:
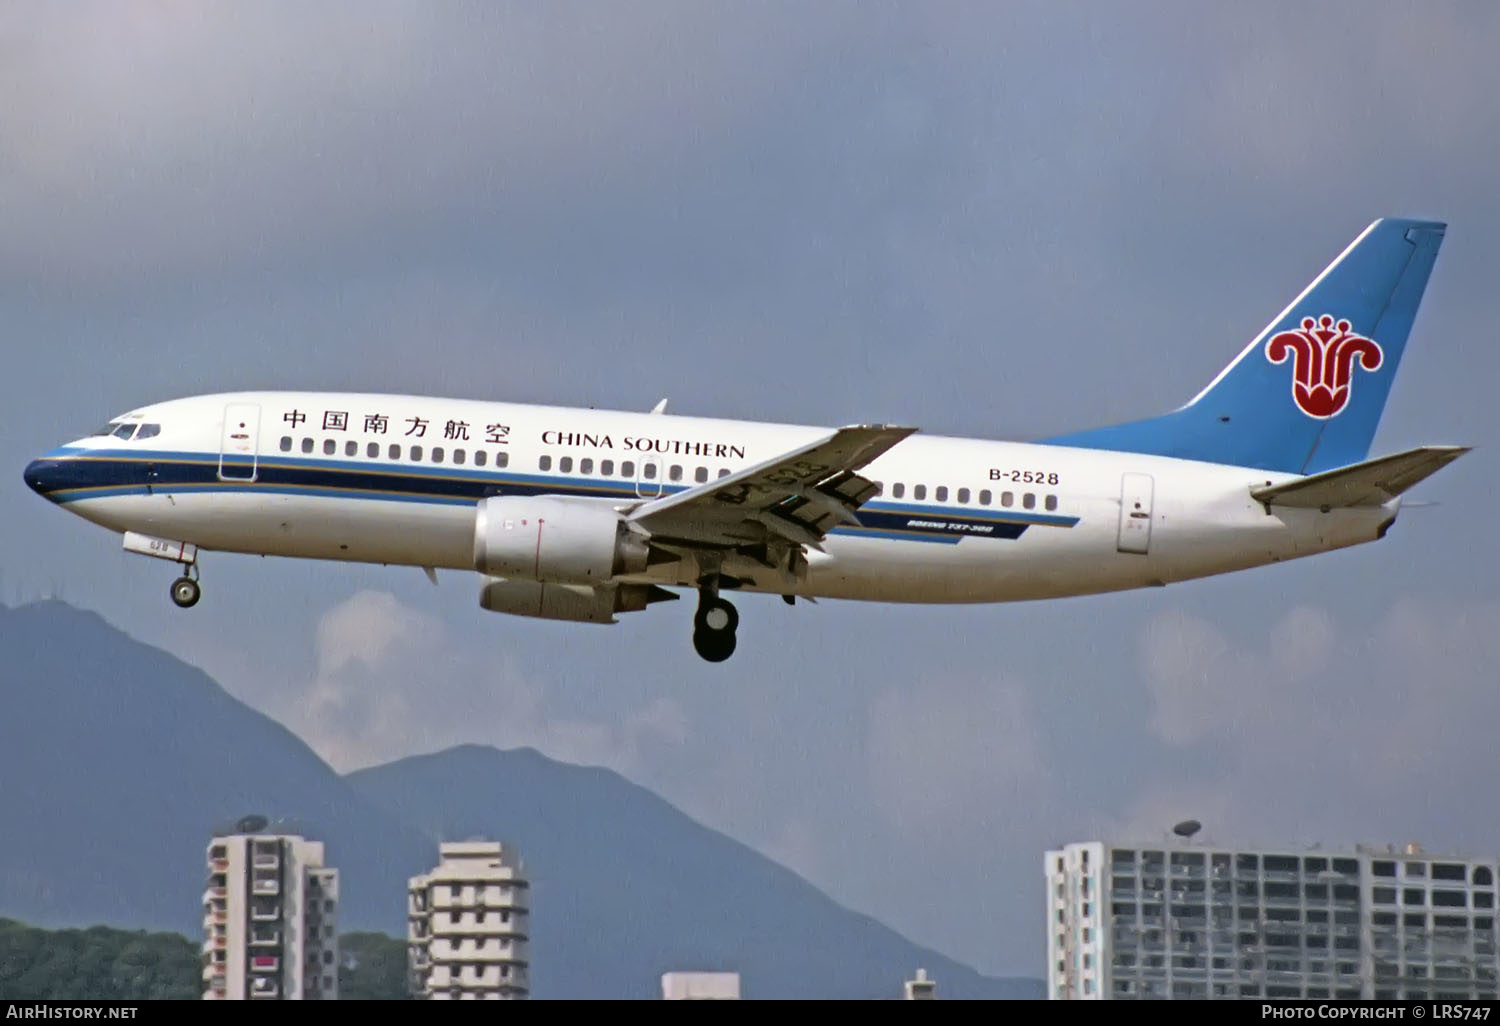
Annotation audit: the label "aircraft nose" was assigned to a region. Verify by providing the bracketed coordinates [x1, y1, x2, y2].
[24, 457, 66, 499]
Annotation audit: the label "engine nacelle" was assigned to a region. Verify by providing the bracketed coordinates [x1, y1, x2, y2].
[479, 579, 663, 624]
[473, 496, 649, 584]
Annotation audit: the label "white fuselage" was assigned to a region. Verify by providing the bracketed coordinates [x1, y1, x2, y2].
[30, 391, 1399, 605]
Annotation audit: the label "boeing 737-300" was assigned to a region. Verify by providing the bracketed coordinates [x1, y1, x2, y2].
[23, 218, 1468, 661]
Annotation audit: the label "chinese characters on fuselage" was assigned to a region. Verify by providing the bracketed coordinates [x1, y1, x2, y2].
[283, 410, 510, 443]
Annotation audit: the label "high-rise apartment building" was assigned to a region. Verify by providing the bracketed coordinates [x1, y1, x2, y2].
[661, 972, 741, 1000]
[202, 818, 339, 1000]
[408, 841, 530, 999]
[1047, 840, 1499, 1000]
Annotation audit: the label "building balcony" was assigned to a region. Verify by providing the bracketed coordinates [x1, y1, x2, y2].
[250, 955, 279, 973]
[250, 904, 281, 922]
[209, 858, 229, 872]
[252, 878, 280, 896]
[249, 929, 281, 947]
[249, 977, 280, 999]
[202, 886, 227, 902]
[253, 853, 280, 869]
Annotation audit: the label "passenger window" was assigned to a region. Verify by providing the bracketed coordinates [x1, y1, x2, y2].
[410, 445, 423, 461]
[453, 449, 466, 465]
[367, 442, 380, 458]
[695, 466, 708, 483]
[601, 459, 614, 476]
[935, 486, 948, 502]
[718, 468, 730, 478]
[669, 465, 683, 482]
[1045, 494, 1058, 511]
[892, 483, 905, 499]
[474, 451, 487, 467]
[432, 447, 444, 463]
[323, 439, 336, 455]
[1023, 492, 1036, 509]
[137, 424, 160, 439]
[388, 443, 401, 459]
[554, 456, 569, 473]
[958, 487, 970, 503]
[621, 460, 635, 477]
[979, 489, 992, 505]
[580, 458, 593, 474]
[280, 437, 292, 452]
[913, 485, 927, 500]
[643, 463, 657, 479]
[345, 441, 357, 457]
[496, 451, 508, 468]
[113, 424, 137, 440]
[1001, 491, 1014, 506]
[539, 455, 551, 471]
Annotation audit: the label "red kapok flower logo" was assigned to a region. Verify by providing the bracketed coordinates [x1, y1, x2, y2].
[1265, 314, 1383, 419]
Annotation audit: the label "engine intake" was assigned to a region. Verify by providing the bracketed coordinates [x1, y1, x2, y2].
[473, 496, 649, 584]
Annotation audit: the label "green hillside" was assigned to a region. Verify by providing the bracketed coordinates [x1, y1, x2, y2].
[0, 918, 199, 1000]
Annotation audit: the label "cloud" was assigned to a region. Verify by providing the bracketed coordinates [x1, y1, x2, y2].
[281, 589, 692, 774]
[1137, 597, 1500, 845]
[0, 2, 868, 286]
[866, 671, 1051, 839]
[1165, 7, 1500, 193]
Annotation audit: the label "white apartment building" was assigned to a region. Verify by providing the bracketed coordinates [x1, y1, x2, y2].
[408, 841, 530, 999]
[661, 972, 741, 1000]
[1046, 840, 1499, 1000]
[202, 820, 339, 1000]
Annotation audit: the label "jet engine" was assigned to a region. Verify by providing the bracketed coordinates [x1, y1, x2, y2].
[479, 578, 674, 624]
[472, 496, 650, 584]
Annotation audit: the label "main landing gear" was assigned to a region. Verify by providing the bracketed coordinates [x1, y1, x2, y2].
[692, 578, 739, 663]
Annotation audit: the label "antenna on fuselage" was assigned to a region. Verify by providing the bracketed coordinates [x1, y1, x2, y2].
[650, 398, 669, 415]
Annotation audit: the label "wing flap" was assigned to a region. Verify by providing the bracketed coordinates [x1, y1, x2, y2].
[629, 425, 917, 546]
[1250, 445, 1470, 509]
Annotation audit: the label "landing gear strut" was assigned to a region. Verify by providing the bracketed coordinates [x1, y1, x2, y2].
[692, 578, 738, 663]
[171, 564, 201, 609]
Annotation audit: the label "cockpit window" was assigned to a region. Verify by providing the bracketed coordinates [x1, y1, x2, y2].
[136, 424, 160, 440]
[112, 423, 138, 440]
[92, 422, 122, 437]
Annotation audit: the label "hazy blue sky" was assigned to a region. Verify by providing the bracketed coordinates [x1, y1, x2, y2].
[4, 3, 1498, 977]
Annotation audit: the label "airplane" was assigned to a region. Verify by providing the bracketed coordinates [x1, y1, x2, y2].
[24, 218, 1468, 662]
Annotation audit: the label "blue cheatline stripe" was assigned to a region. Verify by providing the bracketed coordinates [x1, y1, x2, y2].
[40, 450, 1078, 542]
[830, 526, 960, 545]
[859, 500, 1079, 529]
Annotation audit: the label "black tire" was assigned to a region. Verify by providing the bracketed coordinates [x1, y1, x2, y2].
[171, 577, 201, 609]
[693, 597, 739, 637]
[692, 627, 737, 663]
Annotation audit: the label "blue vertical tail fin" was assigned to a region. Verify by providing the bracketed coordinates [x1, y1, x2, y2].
[1041, 218, 1446, 475]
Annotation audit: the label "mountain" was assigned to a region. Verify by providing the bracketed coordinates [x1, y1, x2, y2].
[0, 600, 1040, 998]
[0, 600, 437, 935]
[348, 745, 1038, 999]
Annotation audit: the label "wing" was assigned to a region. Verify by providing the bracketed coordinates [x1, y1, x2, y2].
[628, 425, 917, 549]
[1250, 445, 1470, 509]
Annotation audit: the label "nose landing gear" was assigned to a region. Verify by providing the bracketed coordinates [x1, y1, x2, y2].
[692, 578, 738, 662]
[171, 576, 201, 608]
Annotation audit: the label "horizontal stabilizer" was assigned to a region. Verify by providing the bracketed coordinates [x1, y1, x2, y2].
[1250, 446, 1470, 509]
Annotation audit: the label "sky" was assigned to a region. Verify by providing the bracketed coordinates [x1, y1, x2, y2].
[3, 2, 1499, 978]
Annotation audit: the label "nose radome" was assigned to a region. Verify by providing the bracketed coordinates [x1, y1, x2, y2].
[24, 458, 60, 498]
